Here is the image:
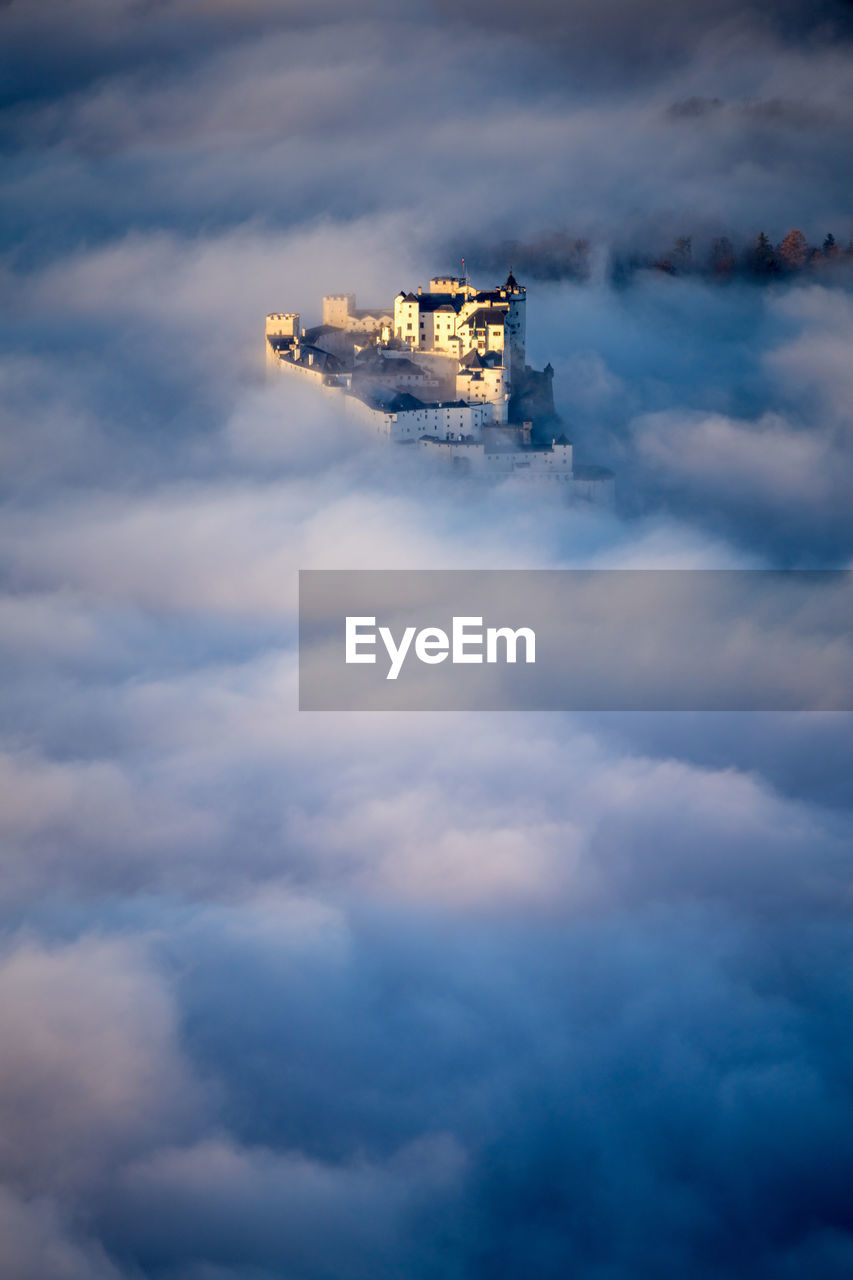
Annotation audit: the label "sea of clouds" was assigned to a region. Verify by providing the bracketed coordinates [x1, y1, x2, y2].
[2, 2, 853, 1277]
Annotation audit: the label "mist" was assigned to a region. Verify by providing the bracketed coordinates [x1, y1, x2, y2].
[1, 2, 853, 1277]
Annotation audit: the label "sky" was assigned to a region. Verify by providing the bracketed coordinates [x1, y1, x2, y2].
[1, 1, 853, 1277]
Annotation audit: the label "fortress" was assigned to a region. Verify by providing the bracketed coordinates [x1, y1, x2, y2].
[265, 271, 613, 499]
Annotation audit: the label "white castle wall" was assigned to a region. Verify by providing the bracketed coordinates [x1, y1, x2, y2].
[348, 396, 493, 442]
[485, 442, 573, 478]
[269, 350, 352, 394]
[270, 357, 326, 386]
[421, 437, 579, 484]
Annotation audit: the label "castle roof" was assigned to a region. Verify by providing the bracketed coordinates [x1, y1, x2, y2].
[419, 434, 480, 446]
[302, 324, 343, 345]
[385, 394, 471, 412]
[459, 308, 507, 328]
[418, 293, 462, 311]
[389, 392, 427, 411]
[354, 354, 426, 377]
[460, 349, 502, 369]
[288, 344, 345, 373]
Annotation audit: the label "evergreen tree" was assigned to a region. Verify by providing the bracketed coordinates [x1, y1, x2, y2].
[673, 236, 693, 272]
[750, 231, 777, 276]
[710, 236, 735, 277]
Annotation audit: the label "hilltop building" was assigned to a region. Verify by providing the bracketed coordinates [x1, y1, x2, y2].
[265, 272, 613, 500]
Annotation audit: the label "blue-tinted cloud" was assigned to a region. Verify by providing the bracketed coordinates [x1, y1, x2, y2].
[1, 2, 853, 1277]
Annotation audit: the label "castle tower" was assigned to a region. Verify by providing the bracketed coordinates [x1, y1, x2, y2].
[322, 294, 356, 327]
[265, 312, 300, 368]
[266, 312, 300, 339]
[502, 269, 526, 378]
[394, 291, 420, 348]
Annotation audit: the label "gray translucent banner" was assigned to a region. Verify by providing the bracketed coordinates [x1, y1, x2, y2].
[298, 570, 853, 711]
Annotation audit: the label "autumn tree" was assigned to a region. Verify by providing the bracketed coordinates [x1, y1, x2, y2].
[778, 228, 809, 271]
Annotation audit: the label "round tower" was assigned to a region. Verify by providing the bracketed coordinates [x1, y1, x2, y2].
[502, 268, 526, 378]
